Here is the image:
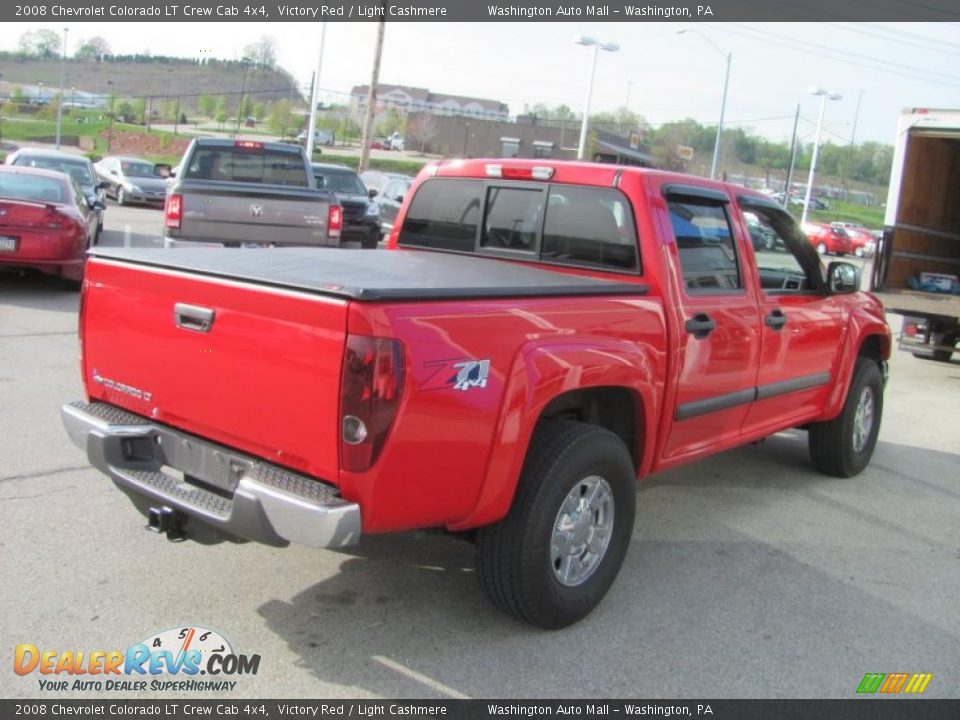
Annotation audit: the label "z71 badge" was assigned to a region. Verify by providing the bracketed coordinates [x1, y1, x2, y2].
[421, 359, 491, 392]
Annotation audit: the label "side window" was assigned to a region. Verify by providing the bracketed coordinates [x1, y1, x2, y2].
[741, 202, 824, 292]
[542, 186, 639, 271]
[667, 199, 741, 292]
[480, 187, 542, 253]
[399, 179, 483, 252]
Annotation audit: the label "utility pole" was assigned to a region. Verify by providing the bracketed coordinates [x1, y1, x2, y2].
[55, 27, 68, 150]
[359, 11, 386, 174]
[234, 62, 250, 138]
[840, 89, 865, 199]
[783, 103, 800, 207]
[106, 80, 115, 151]
[306, 23, 327, 159]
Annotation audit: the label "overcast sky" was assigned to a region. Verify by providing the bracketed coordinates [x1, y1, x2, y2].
[5, 21, 960, 144]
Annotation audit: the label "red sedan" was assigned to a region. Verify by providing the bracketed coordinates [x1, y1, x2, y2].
[0, 165, 99, 287]
[802, 221, 853, 256]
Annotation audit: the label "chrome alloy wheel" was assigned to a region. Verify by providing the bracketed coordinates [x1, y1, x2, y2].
[551, 475, 614, 587]
[852, 385, 875, 453]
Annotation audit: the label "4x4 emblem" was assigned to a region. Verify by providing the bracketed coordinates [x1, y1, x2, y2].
[250, 204, 263, 217]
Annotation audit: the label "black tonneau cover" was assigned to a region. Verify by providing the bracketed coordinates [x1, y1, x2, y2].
[88, 247, 648, 301]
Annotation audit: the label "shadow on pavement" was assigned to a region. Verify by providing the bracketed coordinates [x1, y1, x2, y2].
[257, 437, 959, 699]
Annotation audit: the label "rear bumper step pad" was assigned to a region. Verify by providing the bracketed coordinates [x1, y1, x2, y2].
[62, 401, 360, 548]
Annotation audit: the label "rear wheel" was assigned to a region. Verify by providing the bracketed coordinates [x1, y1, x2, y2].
[808, 357, 884, 477]
[475, 420, 636, 629]
[361, 232, 379, 250]
[816, 242, 828, 255]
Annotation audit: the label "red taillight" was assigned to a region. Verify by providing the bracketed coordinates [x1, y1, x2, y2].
[340, 335, 404, 472]
[234, 140, 264, 149]
[328, 204, 343, 240]
[904, 323, 918, 338]
[165, 194, 182, 229]
[41, 206, 63, 229]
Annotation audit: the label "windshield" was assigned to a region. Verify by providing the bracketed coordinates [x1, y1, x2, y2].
[121, 161, 159, 178]
[0, 172, 66, 203]
[15, 157, 92, 187]
[313, 170, 367, 195]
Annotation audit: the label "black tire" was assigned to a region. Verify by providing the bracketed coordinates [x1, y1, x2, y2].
[361, 233, 379, 250]
[808, 357, 884, 477]
[116, 187, 126, 206]
[913, 351, 954, 362]
[475, 420, 636, 629]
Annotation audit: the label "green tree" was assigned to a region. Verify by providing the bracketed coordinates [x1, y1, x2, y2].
[215, 96, 229, 129]
[267, 99, 294, 137]
[238, 94, 253, 119]
[75, 36, 111, 61]
[375, 108, 404, 137]
[197, 94, 215, 118]
[115, 100, 134, 121]
[132, 98, 147, 124]
[252, 101, 267, 124]
[11, 85, 27, 103]
[242, 36, 277, 69]
[18, 30, 60, 58]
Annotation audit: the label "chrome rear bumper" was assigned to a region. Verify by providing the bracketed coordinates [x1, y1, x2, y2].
[61, 401, 360, 548]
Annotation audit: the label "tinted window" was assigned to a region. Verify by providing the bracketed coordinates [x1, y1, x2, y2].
[0, 172, 65, 203]
[400, 179, 482, 252]
[542, 186, 638, 271]
[15, 156, 92, 186]
[184, 148, 308, 186]
[401, 179, 639, 273]
[481, 187, 543, 253]
[120, 161, 157, 178]
[742, 202, 823, 292]
[668, 199, 741, 292]
[313, 168, 366, 195]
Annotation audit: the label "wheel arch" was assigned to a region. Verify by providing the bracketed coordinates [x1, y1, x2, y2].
[448, 340, 661, 531]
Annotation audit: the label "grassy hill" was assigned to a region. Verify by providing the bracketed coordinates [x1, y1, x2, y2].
[0, 56, 303, 113]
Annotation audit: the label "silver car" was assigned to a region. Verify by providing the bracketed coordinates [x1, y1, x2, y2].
[95, 156, 168, 207]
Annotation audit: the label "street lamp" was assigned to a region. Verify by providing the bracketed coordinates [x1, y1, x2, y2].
[677, 29, 731, 180]
[55, 27, 68, 150]
[106, 80, 115, 152]
[37, 81, 44, 104]
[801, 86, 843, 226]
[574, 35, 619, 161]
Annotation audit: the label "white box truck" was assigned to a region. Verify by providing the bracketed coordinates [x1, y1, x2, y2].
[872, 108, 960, 361]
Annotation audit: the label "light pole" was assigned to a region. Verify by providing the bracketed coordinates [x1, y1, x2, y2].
[37, 81, 44, 104]
[625, 80, 634, 109]
[801, 87, 843, 226]
[106, 80, 115, 152]
[677, 29, 731, 180]
[574, 35, 619, 161]
[55, 27, 68, 150]
[306, 22, 328, 159]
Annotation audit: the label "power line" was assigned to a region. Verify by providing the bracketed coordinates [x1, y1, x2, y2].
[725, 22, 960, 83]
[703, 23, 960, 89]
[825, 22, 960, 52]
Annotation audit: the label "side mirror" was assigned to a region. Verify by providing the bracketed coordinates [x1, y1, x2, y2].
[827, 261, 859, 294]
[154, 163, 172, 179]
[367, 188, 378, 199]
[394, 194, 405, 203]
[96, 180, 110, 190]
[92, 200, 106, 210]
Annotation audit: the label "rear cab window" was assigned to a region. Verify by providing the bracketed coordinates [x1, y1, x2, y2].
[184, 146, 309, 187]
[399, 178, 640, 274]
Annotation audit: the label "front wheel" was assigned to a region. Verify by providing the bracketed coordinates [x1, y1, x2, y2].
[116, 187, 126, 206]
[475, 420, 636, 629]
[808, 357, 884, 477]
[816, 242, 828, 255]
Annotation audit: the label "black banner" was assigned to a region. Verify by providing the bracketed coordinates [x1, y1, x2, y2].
[4, 0, 960, 22]
[2, 700, 960, 720]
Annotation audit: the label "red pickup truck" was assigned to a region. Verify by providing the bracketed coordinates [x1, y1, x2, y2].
[62, 160, 891, 628]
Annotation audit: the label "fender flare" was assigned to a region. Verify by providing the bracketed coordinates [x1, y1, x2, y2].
[448, 338, 662, 531]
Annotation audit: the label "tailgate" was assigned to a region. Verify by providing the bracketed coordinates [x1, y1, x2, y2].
[81, 256, 347, 483]
[176, 183, 333, 246]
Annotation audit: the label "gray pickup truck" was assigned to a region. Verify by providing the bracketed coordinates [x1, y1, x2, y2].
[163, 138, 342, 248]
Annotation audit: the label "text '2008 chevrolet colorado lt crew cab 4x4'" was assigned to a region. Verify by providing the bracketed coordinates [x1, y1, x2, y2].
[63, 159, 891, 628]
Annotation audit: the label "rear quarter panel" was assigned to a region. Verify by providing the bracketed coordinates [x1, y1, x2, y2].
[343, 294, 667, 533]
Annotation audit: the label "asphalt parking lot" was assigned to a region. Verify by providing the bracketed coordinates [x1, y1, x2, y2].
[1, 205, 958, 699]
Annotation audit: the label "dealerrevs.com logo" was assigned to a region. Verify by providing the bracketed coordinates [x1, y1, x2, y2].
[14, 626, 260, 693]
